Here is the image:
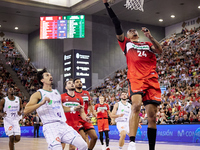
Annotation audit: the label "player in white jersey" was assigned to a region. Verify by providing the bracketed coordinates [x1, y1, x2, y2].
[110, 91, 131, 150]
[24, 68, 88, 150]
[0, 87, 23, 150]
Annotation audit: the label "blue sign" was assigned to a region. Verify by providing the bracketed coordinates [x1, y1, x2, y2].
[0, 125, 200, 143]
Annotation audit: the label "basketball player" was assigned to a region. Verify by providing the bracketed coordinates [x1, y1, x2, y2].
[94, 95, 111, 150]
[61, 78, 91, 150]
[24, 68, 87, 150]
[110, 91, 131, 150]
[0, 87, 23, 150]
[102, 1, 163, 150]
[74, 78, 98, 150]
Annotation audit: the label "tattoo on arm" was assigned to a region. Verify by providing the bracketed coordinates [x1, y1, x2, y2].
[149, 36, 162, 53]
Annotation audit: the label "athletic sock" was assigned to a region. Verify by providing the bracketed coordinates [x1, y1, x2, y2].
[147, 128, 157, 150]
[130, 136, 135, 142]
[119, 146, 123, 149]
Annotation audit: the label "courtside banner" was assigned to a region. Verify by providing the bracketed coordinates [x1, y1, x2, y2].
[0, 125, 200, 143]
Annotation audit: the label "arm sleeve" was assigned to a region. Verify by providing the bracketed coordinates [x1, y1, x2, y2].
[118, 36, 130, 55]
[104, 2, 123, 35]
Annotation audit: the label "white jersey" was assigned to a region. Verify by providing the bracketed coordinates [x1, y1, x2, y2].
[3, 96, 20, 120]
[115, 101, 131, 122]
[36, 89, 66, 125]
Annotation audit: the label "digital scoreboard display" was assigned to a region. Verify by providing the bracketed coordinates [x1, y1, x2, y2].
[40, 15, 85, 39]
[63, 50, 91, 91]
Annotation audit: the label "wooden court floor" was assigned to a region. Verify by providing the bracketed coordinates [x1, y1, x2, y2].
[0, 137, 200, 150]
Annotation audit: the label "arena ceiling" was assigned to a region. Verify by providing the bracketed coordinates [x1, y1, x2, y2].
[0, 0, 199, 34]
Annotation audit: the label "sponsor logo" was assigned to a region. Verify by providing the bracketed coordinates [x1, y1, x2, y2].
[8, 126, 13, 131]
[48, 100, 53, 105]
[56, 137, 61, 142]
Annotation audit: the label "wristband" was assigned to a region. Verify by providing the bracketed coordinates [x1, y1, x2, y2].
[70, 107, 75, 112]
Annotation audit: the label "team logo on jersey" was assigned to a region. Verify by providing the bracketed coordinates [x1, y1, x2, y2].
[55, 92, 58, 95]
[84, 93, 87, 95]
[76, 98, 80, 101]
[8, 106, 11, 108]
[48, 100, 53, 105]
[15, 101, 18, 103]
[121, 109, 124, 112]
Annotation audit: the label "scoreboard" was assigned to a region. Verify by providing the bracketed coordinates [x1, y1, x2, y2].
[40, 15, 85, 39]
[63, 50, 91, 91]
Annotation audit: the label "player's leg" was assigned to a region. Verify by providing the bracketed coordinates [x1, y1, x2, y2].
[34, 125, 36, 137]
[119, 130, 126, 149]
[61, 124, 87, 150]
[145, 104, 157, 150]
[14, 135, 21, 143]
[9, 135, 15, 150]
[37, 125, 40, 137]
[86, 129, 98, 150]
[69, 144, 76, 150]
[102, 119, 110, 150]
[85, 132, 89, 145]
[129, 94, 142, 139]
[104, 131, 110, 150]
[99, 131, 105, 150]
[144, 78, 161, 150]
[79, 128, 86, 141]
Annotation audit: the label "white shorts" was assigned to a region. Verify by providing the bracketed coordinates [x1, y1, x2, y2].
[3, 117, 21, 136]
[116, 122, 129, 134]
[43, 122, 87, 150]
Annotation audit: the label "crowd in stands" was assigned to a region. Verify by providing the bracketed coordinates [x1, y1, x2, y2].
[1, 26, 200, 127]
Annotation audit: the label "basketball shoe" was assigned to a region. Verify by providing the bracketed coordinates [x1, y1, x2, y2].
[127, 141, 136, 150]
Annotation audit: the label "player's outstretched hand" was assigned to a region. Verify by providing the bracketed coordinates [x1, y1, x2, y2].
[40, 97, 50, 105]
[141, 27, 152, 39]
[0, 112, 7, 117]
[74, 105, 84, 112]
[85, 117, 92, 123]
[18, 111, 22, 116]
[102, 0, 108, 3]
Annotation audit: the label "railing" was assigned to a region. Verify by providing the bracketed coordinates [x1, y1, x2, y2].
[14, 41, 28, 61]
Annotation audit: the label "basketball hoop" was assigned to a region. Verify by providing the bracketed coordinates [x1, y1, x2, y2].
[107, 0, 116, 4]
[124, 0, 144, 12]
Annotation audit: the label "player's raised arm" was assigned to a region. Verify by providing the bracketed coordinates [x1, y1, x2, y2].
[24, 91, 50, 115]
[103, 0, 125, 42]
[141, 27, 163, 54]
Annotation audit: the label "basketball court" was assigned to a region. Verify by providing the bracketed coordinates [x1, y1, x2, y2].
[0, 137, 200, 150]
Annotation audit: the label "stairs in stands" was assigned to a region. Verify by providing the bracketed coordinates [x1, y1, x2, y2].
[0, 54, 30, 99]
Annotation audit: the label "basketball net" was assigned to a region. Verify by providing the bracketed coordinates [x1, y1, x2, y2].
[108, 0, 144, 12]
[125, 0, 144, 12]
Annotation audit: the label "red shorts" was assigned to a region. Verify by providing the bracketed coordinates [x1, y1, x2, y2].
[128, 77, 161, 106]
[97, 118, 109, 132]
[66, 120, 83, 133]
[79, 119, 94, 132]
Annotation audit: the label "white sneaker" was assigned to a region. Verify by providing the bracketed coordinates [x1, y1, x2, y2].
[106, 147, 110, 150]
[127, 142, 136, 150]
[102, 145, 106, 150]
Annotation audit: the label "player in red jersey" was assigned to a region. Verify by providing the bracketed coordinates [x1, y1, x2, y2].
[102, 1, 163, 150]
[61, 78, 91, 150]
[74, 78, 98, 150]
[94, 96, 111, 150]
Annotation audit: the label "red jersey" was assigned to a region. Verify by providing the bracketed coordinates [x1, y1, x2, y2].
[94, 103, 109, 119]
[75, 90, 90, 114]
[118, 36, 158, 79]
[61, 93, 83, 123]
